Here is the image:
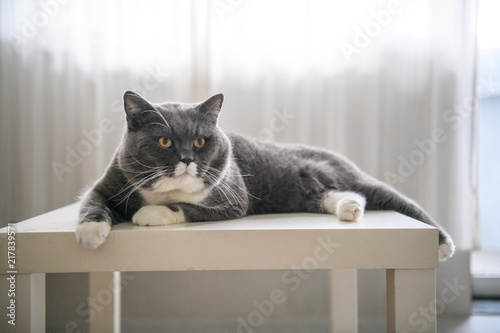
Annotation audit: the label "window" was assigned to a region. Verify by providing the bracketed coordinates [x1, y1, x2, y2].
[472, 0, 500, 304]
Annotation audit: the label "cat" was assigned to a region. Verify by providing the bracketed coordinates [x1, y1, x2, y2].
[76, 91, 455, 260]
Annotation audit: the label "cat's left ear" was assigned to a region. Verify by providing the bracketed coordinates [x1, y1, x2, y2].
[198, 93, 224, 126]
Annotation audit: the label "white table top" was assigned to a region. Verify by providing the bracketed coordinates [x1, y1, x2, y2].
[0, 203, 439, 273]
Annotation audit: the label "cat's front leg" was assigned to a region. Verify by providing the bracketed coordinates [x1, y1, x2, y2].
[76, 222, 111, 249]
[323, 191, 366, 221]
[132, 205, 185, 226]
[76, 190, 113, 249]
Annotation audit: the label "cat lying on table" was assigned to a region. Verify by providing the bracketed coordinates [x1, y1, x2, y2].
[76, 91, 455, 261]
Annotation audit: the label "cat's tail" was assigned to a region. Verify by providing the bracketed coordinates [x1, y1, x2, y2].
[354, 179, 455, 261]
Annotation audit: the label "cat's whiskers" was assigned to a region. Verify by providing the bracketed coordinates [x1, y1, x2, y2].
[124, 148, 166, 171]
[203, 166, 260, 201]
[120, 165, 175, 175]
[207, 181, 235, 208]
[112, 175, 152, 205]
[118, 159, 159, 170]
[117, 160, 186, 209]
[203, 169, 248, 206]
[109, 172, 153, 201]
[110, 163, 170, 198]
[203, 169, 248, 209]
[109, 163, 181, 206]
[122, 177, 155, 213]
[203, 172, 240, 209]
[117, 171, 164, 212]
[201, 171, 234, 206]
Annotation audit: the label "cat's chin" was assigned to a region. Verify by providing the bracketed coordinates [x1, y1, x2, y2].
[151, 174, 205, 193]
[176, 172, 195, 178]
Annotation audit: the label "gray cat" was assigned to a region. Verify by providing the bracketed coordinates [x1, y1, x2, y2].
[76, 91, 455, 260]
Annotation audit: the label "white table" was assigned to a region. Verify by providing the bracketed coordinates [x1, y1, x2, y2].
[0, 203, 438, 332]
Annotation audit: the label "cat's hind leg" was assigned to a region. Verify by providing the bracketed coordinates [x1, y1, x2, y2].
[323, 191, 366, 221]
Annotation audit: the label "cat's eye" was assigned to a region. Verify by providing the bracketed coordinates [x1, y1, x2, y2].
[194, 137, 206, 148]
[158, 137, 173, 148]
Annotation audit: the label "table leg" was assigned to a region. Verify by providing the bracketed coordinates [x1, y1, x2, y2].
[387, 269, 436, 333]
[88, 272, 120, 333]
[0, 273, 45, 333]
[330, 269, 358, 333]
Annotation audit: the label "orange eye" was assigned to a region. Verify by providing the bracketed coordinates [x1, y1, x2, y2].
[158, 137, 172, 148]
[194, 137, 206, 148]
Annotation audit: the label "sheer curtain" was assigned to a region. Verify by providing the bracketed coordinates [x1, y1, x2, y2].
[0, 0, 477, 252]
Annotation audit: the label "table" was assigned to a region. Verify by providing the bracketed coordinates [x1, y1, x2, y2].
[0, 203, 439, 332]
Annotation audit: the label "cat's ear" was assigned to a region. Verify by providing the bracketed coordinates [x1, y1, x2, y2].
[198, 93, 224, 125]
[123, 91, 155, 129]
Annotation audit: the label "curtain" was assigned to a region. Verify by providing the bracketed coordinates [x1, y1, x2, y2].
[0, 0, 478, 249]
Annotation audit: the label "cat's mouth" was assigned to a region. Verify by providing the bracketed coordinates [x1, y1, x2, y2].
[174, 162, 198, 178]
[177, 170, 193, 178]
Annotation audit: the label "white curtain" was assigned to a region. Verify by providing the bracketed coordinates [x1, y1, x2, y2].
[0, 0, 477, 249]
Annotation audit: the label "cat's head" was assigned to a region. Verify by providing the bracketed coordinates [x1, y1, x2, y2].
[119, 91, 231, 193]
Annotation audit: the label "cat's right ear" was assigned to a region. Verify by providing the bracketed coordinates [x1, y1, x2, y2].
[198, 93, 224, 126]
[123, 91, 155, 129]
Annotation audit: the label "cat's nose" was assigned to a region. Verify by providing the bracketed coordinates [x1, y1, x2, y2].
[180, 158, 193, 165]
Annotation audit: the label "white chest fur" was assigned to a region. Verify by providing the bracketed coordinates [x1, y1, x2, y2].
[139, 188, 208, 205]
[140, 175, 208, 206]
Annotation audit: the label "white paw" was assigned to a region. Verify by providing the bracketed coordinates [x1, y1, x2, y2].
[337, 199, 364, 221]
[439, 237, 456, 261]
[76, 222, 111, 249]
[132, 205, 185, 226]
[323, 191, 366, 222]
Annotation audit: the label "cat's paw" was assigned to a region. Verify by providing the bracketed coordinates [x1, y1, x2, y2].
[439, 237, 456, 261]
[323, 191, 366, 222]
[76, 222, 111, 249]
[337, 199, 364, 221]
[132, 205, 185, 226]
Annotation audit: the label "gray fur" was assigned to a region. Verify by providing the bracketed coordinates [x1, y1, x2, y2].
[78, 91, 453, 254]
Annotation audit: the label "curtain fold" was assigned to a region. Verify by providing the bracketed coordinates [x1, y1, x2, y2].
[0, 0, 478, 249]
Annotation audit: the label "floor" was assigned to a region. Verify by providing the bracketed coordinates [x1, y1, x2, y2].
[358, 300, 500, 333]
[120, 313, 500, 333]
[436, 299, 500, 333]
[358, 314, 500, 333]
[438, 315, 500, 333]
[120, 299, 500, 332]
[473, 299, 500, 315]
